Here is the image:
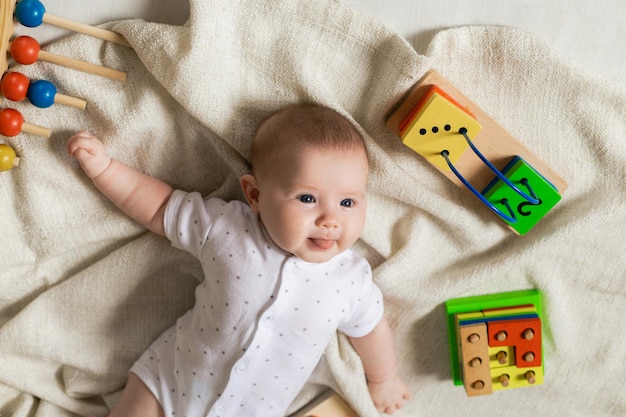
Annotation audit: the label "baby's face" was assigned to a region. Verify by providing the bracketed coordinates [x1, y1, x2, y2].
[253, 145, 368, 263]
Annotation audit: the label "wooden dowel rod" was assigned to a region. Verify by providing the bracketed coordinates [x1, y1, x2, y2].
[43, 13, 130, 47]
[22, 122, 51, 138]
[54, 93, 87, 110]
[37, 50, 127, 82]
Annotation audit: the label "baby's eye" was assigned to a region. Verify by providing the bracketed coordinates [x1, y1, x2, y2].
[299, 195, 315, 204]
[340, 198, 354, 208]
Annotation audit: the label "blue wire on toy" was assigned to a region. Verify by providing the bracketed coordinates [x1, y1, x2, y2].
[459, 128, 539, 204]
[441, 150, 517, 223]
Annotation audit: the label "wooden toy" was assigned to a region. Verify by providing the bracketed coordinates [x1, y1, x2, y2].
[1, 71, 86, 108]
[445, 289, 544, 396]
[292, 389, 358, 417]
[0, 142, 19, 170]
[386, 70, 567, 235]
[0, 0, 128, 154]
[1, 0, 128, 80]
[0, 107, 50, 137]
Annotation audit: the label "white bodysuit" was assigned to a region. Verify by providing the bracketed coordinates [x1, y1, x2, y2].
[130, 190, 384, 417]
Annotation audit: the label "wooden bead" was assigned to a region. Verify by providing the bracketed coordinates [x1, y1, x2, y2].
[0, 108, 25, 137]
[14, 0, 46, 28]
[9, 36, 41, 65]
[1, 72, 30, 101]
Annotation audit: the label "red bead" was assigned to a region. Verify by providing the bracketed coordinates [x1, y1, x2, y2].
[10, 36, 41, 65]
[0, 109, 25, 137]
[1, 72, 30, 101]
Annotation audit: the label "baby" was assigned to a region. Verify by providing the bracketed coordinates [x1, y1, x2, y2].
[68, 104, 410, 416]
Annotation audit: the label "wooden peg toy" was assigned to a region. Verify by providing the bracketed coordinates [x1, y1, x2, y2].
[0, 142, 19, 170]
[8, 36, 126, 81]
[445, 289, 545, 396]
[0, 107, 50, 137]
[14, 0, 130, 46]
[1, 71, 86, 109]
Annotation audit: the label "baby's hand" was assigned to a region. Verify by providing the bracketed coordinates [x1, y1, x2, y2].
[68, 131, 112, 179]
[368, 373, 410, 414]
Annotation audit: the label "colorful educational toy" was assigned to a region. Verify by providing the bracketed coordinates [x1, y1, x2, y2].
[0, 0, 129, 169]
[445, 289, 544, 397]
[386, 70, 568, 235]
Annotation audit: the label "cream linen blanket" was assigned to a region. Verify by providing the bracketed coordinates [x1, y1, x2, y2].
[1, 0, 625, 416]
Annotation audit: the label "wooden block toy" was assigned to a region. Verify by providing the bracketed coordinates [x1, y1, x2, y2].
[482, 156, 562, 235]
[445, 289, 544, 396]
[487, 317, 542, 368]
[292, 389, 358, 417]
[400, 85, 481, 171]
[386, 70, 567, 234]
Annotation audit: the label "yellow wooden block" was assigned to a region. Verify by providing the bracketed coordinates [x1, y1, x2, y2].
[456, 311, 484, 321]
[401, 90, 481, 171]
[491, 365, 544, 391]
[482, 306, 536, 317]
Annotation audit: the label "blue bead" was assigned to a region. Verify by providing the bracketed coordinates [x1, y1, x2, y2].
[15, 0, 46, 28]
[27, 80, 56, 108]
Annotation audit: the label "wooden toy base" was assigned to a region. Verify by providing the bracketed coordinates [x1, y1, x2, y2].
[292, 390, 359, 417]
[0, 0, 17, 74]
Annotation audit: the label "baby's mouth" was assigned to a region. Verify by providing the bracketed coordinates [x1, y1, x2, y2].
[309, 238, 335, 250]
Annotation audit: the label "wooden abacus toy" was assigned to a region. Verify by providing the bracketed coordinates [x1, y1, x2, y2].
[0, 0, 130, 170]
[2, 0, 128, 80]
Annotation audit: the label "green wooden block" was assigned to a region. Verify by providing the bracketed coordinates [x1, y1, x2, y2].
[445, 289, 543, 385]
[482, 156, 562, 235]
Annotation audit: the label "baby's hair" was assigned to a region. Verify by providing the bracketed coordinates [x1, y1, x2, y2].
[250, 103, 366, 175]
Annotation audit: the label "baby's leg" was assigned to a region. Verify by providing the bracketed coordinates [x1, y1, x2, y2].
[108, 373, 164, 417]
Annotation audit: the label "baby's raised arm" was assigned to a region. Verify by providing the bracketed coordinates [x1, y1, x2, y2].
[68, 131, 174, 236]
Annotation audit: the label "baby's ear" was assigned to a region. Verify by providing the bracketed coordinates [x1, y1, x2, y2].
[240, 174, 261, 212]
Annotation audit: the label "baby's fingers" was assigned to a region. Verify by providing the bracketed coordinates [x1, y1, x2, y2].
[67, 131, 102, 157]
[68, 131, 111, 178]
